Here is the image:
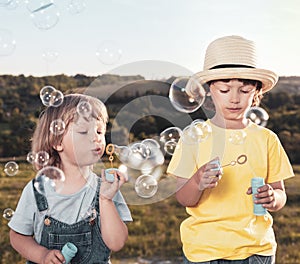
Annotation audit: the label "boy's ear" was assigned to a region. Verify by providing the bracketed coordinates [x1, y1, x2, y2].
[53, 144, 63, 152]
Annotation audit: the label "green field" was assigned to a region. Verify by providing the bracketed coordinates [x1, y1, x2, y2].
[0, 162, 299, 264]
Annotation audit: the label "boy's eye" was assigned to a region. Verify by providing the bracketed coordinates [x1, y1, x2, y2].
[78, 131, 88, 134]
[220, 90, 229, 93]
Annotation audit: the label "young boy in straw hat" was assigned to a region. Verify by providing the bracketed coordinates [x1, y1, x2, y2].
[167, 35, 294, 264]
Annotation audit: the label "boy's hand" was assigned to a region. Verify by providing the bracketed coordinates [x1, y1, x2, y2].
[100, 169, 128, 200]
[42, 249, 65, 264]
[195, 158, 222, 191]
[246, 184, 276, 210]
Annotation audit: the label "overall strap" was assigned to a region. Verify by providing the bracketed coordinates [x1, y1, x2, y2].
[94, 177, 101, 214]
[32, 179, 49, 211]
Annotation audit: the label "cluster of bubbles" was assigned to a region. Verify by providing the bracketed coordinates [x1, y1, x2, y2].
[112, 119, 214, 199]
[40, 85, 64, 107]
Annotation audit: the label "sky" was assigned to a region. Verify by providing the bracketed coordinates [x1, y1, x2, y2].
[0, 0, 300, 79]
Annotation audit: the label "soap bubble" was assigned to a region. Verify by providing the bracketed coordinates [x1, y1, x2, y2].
[96, 40, 122, 65]
[4, 161, 19, 176]
[228, 130, 247, 145]
[40, 85, 55, 106]
[246, 106, 269, 127]
[0, 0, 13, 7]
[126, 142, 150, 170]
[29, 1, 60, 30]
[160, 127, 182, 155]
[50, 119, 65, 135]
[67, 0, 86, 15]
[34, 166, 65, 195]
[3, 208, 14, 220]
[135, 174, 158, 198]
[0, 28, 16, 56]
[182, 119, 212, 144]
[49, 89, 64, 107]
[4, 0, 19, 10]
[76, 100, 92, 119]
[42, 50, 59, 63]
[169, 76, 205, 113]
[26, 151, 36, 164]
[35, 151, 50, 167]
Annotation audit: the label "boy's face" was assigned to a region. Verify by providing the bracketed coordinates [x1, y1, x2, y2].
[209, 79, 256, 122]
[59, 114, 106, 167]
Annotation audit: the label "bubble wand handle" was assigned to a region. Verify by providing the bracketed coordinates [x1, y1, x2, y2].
[61, 242, 78, 264]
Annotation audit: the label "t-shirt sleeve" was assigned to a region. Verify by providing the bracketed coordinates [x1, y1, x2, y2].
[166, 139, 198, 179]
[8, 181, 37, 235]
[113, 191, 133, 222]
[267, 132, 294, 183]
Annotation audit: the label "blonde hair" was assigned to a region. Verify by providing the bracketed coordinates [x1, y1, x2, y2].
[32, 94, 108, 169]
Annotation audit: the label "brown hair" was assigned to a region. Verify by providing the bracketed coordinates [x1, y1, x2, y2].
[205, 78, 263, 109]
[32, 94, 108, 169]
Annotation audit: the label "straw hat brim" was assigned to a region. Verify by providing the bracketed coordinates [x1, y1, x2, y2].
[194, 67, 278, 93]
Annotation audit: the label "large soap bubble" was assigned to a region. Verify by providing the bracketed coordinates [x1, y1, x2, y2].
[169, 76, 205, 113]
[34, 166, 65, 195]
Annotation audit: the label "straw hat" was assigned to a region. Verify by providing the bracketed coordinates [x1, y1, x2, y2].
[193, 35, 278, 93]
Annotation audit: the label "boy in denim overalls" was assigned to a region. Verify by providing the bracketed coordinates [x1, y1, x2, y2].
[9, 94, 132, 263]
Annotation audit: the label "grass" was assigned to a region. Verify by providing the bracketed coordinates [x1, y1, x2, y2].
[0, 162, 299, 264]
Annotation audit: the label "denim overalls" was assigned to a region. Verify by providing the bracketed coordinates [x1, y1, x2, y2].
[27, 178, 111, 264]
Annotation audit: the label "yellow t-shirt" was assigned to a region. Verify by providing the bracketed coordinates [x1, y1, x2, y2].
[167, 120, 294, 262]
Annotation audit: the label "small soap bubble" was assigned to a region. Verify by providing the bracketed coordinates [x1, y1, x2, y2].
[169, 77, 205, 113]
[246, 106, 269, 127]
[4, 161, 19, 176]
[160, 127, 182, 155]
[96, 40, 122, 65]
[5, 0, 20, 10]
[135, 174, 158, 198]
[67, 0, 86, 15]
[26, 151, 36, 164]
[228, 130, 247, 145]
[114, 145, 131, 163]
[163, 140, 178, 155]
[3, 208, 14, 220]
[49, 89, 64, 107]
[30, 1, 60, 30]
[42, 50, 59, 63]
[141, 138, 160, 158]
[0, 0, 13, 7]
[50, 119, 65, 135]
[34, 166, 65, 195]
[35, 150, 50, 167]
[0, 28, 16, 56]
[76, 100, 92, 119]
[40, 85, 55, 106]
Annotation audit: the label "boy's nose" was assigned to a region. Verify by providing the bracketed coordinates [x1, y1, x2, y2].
[230, 91, 240, 103]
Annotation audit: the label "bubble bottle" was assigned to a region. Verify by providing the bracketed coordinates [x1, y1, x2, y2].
[61, 242, 78, 264]
[251, 177, 267, 216]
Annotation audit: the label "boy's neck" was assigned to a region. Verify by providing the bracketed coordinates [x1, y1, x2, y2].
[211, 116, 249, 129]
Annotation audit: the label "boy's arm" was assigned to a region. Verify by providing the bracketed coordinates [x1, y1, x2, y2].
[99, 198, 128, 251]
[175, 160, 221, 207]
[9, 230, 64, 264]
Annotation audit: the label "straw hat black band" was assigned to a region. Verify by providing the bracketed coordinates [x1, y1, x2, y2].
[209, 64, 255, 70]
